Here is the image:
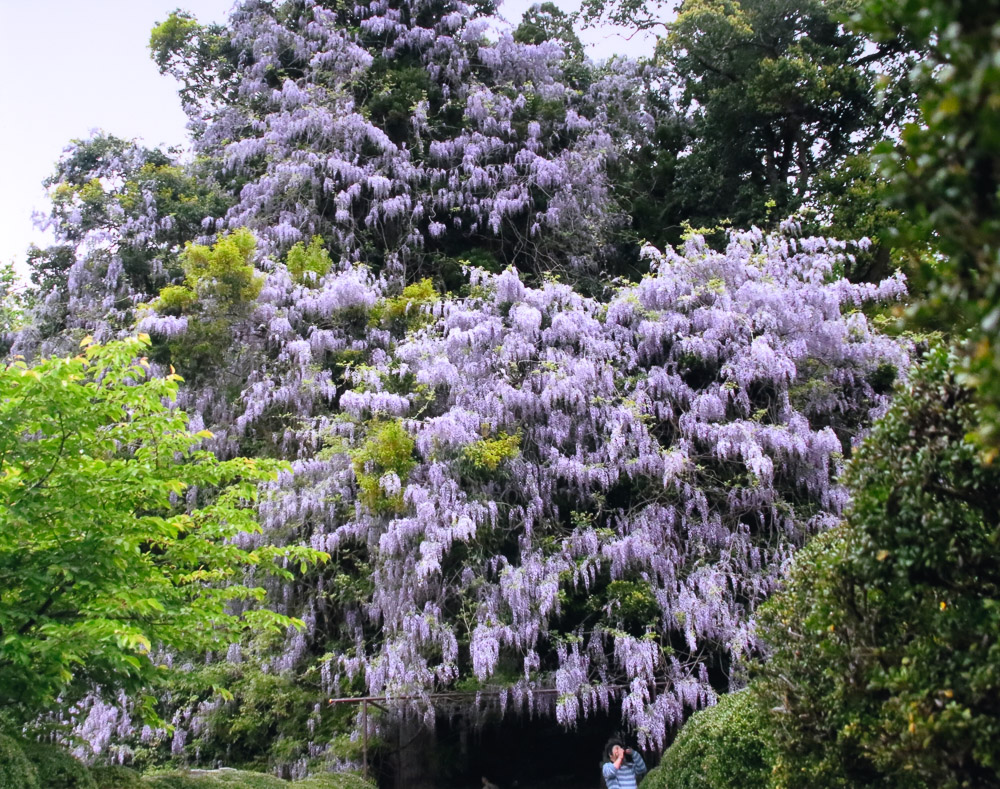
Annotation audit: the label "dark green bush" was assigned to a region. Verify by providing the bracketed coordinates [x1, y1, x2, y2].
[0, 734, 39, 789]
[756, 345, 1000, 788]
[91, 764, 144, 788]
[643, 689, 772, 789]
[20, 740, 97, 789]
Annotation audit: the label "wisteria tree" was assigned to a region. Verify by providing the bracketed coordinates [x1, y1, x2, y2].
[147, 0, 663, 284]
[12, 0, 910, 776]
[116, 222, 906, 763]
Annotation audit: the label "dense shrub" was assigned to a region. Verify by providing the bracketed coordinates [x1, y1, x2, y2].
[0, 734, 39, 789]
[91, 765, 144, 788]
[643, 689, 772, 789]
[20, 741, 97, 789]
[860, 0, 1000, 448]
[756, 345, 1000, 788]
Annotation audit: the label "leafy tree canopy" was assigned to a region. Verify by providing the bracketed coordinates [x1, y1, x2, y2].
[583, 0, 920, 256]
[858, 0, 1000, 450]
[514, 2, 585, 60]
[0, 336, 324, 722]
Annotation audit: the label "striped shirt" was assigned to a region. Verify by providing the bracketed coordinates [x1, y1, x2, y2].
[602, 750, 647, 789]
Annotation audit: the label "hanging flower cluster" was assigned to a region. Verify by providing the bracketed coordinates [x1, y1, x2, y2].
[184, 0, 646, 278]
[18, 0, 910, 761]
[230, 226, 906, 749]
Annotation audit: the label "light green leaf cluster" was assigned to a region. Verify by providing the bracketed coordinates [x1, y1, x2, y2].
[286, 237, 333, 287]
[350, 420, 416, 513]
[369, 278, 438, 333]
[460, 432, 521, 472]
[179, 228, 262, 306]
[0, 336, 325, 721]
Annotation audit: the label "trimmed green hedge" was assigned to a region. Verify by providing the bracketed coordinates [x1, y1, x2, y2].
[0, 734, 39, 789]
[141, 770, 285, 789]
[138, 770, 374, 789]
[0, 742, 372, 789]
[290, 774, 376, 789]
[643, 689, 772, 789]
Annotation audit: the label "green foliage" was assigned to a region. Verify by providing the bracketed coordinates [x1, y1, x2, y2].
[180, 229, 262, 306]
[0, 734, 39, 789]
[39, 135, 232, 302]
[149, 12, 238, 113]
[91, 765, 144, 789]
[358, 59, 432, 145]
[153, 659, 346, 772]
[149, 229, 262, 378]
[645, 689, 772, 789]
[289, 774, 375, 789]
[149, 10, 200, 56]
[858, 0, 1000, 450]
[141, 770, 284, 789]
[369, 278, 438, 334]
[24, 243, 75, 299]
[19, 741, 97, 789]
[0, 261, 29, 351]
[460, 432, 521, 472]
[810, 152, 907, 283]
[654, 0, 909, 232]
[136, 771, 374, 789]
[156, 285, 198, 316]
[286, 237, 333, 286]
[594, 0, 918, 252]
[0, 336, 323, 721]
[351, 420, 416, 513]
[601, 580, 659, 629]
[756, 345, 1000, 788]
[514, 2, 584, 60]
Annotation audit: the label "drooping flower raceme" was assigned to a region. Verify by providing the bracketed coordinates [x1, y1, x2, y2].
[245, 228, 906, 749]
[20, 0, 909, 760]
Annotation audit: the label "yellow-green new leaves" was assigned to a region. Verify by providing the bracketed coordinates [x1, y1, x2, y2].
[460, 432, 521, 473]
[149, 229, 263, 379]
[369, 278, 439, 333]
[350, 420, 416, 513]
[0, 336, 325, 721]
[169, 227, 263, 308]
[287, 236, 334, 286]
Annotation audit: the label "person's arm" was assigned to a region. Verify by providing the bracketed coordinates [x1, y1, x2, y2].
[628, 749, 647, 778]
[602, 761, 621, 789]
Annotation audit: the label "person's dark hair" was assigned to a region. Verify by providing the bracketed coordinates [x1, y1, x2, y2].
[604, 736, 627, 762]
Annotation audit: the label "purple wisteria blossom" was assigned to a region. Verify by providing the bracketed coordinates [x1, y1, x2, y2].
[244, 227, 906, 749]
[17, 0, 911, 764]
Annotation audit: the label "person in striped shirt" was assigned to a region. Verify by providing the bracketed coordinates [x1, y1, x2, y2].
[602, 737, 647, 788]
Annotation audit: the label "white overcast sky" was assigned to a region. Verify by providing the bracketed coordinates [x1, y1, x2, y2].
[0, 0, 653, 270]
